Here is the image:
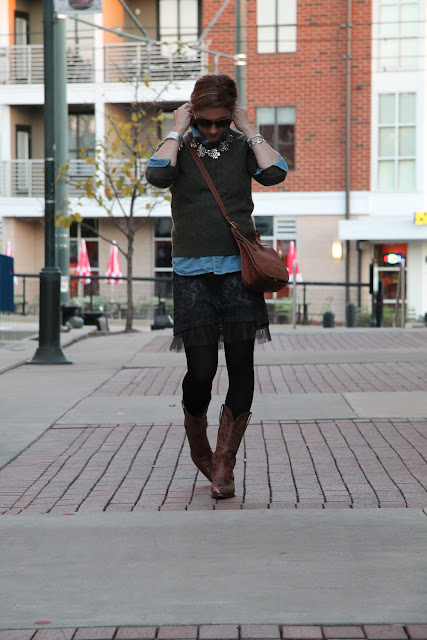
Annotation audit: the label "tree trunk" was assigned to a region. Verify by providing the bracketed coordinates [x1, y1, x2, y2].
[125, 231, 134, 332]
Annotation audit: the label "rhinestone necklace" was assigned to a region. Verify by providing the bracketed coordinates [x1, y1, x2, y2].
[189, 133, 234, 160]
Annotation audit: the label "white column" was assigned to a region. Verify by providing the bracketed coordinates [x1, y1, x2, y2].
[93, 12, 105, 156]
[0, 105, 11, 197]
[94, 12, 104, 85]
[0, 2, 9, 47]
[407, 241, 427, 318]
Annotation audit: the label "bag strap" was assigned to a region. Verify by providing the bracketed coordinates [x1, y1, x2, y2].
[184, 132, 234, 228]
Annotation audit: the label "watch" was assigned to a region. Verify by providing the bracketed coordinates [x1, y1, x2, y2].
[165, 131, 183, 144]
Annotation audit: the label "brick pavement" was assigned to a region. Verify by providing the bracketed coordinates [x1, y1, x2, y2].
[1, 624, 427, 639]
[94, 360, 427, 396]
[0, 418, 426, 514]
[1, 329, 426, 635]
[1, 329, 426, 515]
[139, 331, 427, 354]
[100, 330, 427, 397]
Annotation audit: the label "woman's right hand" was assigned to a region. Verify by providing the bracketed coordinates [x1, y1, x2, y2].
[173, 103, 193, 135]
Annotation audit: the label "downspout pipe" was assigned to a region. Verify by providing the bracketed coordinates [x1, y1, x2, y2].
[344, 0, 352, 305]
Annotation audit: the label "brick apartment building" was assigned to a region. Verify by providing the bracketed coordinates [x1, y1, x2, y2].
[0, 0, 426, 321]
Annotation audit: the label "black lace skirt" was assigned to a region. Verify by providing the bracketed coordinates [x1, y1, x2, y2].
[170, 271, 271, 352]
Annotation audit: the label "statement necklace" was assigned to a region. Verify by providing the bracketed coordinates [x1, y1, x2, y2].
[190, 133, 234, 160]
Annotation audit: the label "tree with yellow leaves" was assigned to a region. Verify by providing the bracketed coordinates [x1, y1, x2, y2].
[57, 98, 170, 332]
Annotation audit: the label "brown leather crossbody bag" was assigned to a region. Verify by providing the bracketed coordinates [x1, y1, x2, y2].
[184, 133, 289, 293]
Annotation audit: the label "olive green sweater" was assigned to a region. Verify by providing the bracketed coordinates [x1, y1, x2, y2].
[145, 130, 287, 258]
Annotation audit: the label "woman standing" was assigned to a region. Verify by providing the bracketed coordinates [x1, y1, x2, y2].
[145, 74, 287, 498]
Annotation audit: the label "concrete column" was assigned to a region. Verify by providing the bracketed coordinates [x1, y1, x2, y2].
[0, 105, 12, 197]
[407, 241, 427, 318]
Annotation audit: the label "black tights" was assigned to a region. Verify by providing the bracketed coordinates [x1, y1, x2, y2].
[182, 340, 255, 420]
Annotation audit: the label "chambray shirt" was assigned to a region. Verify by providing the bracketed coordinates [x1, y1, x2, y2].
[147, 125, 288, 276]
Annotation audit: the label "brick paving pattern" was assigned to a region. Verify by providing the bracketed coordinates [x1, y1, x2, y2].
[139, 331, 427, 354]
[0, 418, 426, 514]
[1, 330, 426, 634]
[95, 331, 427, 397]
[1, 624, 427, 639]
[94, 360, 427, 397]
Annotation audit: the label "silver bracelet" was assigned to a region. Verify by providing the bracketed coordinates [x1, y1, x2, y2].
[165, 131, 183, 144]
[247, 133, 266, 148]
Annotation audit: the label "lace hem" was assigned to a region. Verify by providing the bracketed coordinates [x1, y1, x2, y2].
[169, 321, 271, 353]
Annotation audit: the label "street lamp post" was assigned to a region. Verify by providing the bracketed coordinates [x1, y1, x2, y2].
[31, 0, 71, 364]
[54, 14, 70, 307]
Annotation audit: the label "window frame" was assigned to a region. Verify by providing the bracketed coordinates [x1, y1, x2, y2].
[377, 92, 416, 191]
[69, 218, 100, 296]
[377, 0, 419, 70]
[256, 0, 297, 54]
[256, 106, 296, 170]
[153, 217, 173, 298]
[68, 112, 96, 156]
[157, 0, 201, 44]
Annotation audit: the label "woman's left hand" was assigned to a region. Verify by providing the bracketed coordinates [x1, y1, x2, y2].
[232, 106, 256, 138]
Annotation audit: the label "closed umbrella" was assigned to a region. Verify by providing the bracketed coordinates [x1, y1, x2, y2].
[106, 241, 122, 285]
[287, 240, 302, 283]
[76, 239, 92, 284]
[5, 240, 18, 285]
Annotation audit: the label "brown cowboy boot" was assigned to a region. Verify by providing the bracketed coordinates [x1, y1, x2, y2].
[183, 401, 213, 481]
[211, 405, 251, 499]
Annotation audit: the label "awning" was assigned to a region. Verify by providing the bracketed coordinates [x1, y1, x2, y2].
[339, 218, 427, 241]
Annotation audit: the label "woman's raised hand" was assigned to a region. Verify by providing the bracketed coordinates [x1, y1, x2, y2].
[173, 103, 193, 135]
[232, 106, 256, 138]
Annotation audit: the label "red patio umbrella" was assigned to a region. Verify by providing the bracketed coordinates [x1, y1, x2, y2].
[76, 239, 92, 284]
[106, 241, 122, 285]
[5, 240, 18, 285]
[287, 240, 302, 283]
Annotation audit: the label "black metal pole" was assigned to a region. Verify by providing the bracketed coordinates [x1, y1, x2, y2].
[31, 0, 71, 364]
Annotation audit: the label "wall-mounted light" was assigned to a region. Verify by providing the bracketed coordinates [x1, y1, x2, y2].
[332, 241, 343, 261]
[234, 53, 247, 66]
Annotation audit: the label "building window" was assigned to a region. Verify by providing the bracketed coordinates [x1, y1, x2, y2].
[377, 93, 416, 191]
[254, 216, 294, 300]
[256, 0, 297, 54]
[257, 107, 295, 169]
[70, 218, 99, 298]
[154, 218, 173, 298]
[378, 0, 419, 70]
[158, 0, 200, 53]
[68, 112, 95, 178]
[68, 113, 95, 159]
[374, 243, 407, 303]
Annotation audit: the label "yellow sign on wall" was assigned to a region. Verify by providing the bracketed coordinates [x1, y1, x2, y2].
[414, 211, 427, 225]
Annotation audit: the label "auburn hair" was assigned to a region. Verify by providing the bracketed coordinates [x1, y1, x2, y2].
[190, 74, 238, 112]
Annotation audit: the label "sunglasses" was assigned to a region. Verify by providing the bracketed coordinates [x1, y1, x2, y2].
[194, 116, 232, 129]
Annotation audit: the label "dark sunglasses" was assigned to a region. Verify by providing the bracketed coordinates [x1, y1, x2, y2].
[194, 116, 232, 129]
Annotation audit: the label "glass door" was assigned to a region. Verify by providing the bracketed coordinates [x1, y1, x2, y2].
[14, 12, 29, 82]
[16, 126, 31, 195]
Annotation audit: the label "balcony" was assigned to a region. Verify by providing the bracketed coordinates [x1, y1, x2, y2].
[0, 158, 160, 199]
[0, 42, 203, 85]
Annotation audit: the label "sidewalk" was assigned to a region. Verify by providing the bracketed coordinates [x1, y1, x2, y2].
[0, 327, 426, 638]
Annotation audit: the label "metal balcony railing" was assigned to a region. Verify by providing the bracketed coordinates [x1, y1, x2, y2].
[0, 158, 161, 198]
[0, 44, 94, 84]
[104, 42, 202, 83]
[0, 42, 202, 85]
[0, 159, 96, 197]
